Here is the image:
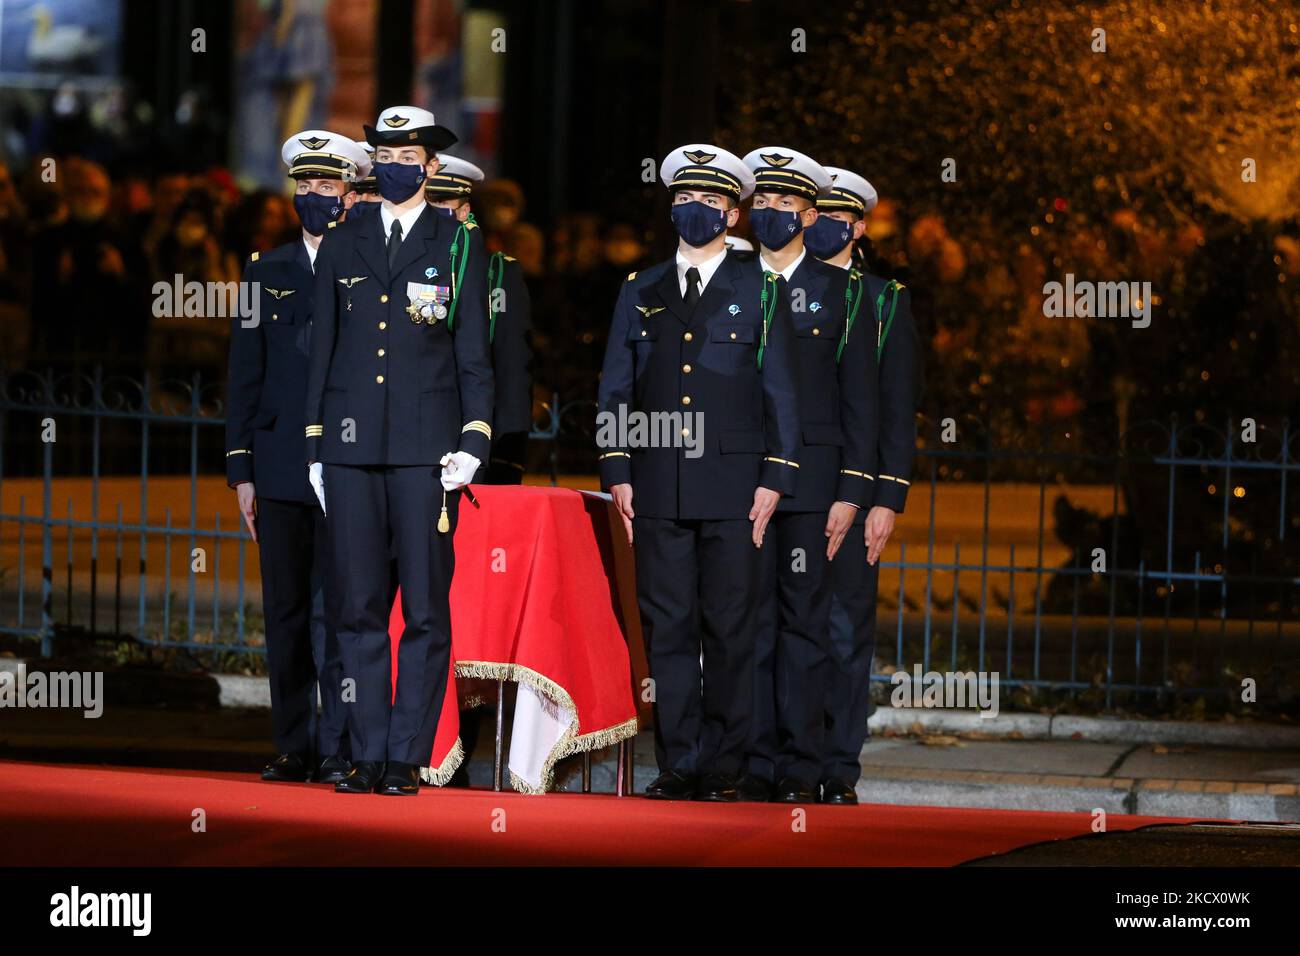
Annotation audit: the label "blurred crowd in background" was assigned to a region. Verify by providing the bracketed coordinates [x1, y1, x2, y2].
[0, 82, 656, 422]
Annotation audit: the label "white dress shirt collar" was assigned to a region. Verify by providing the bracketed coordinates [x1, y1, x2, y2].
[303, 236, 319, 272]
[675, 246, 727, 297]
[380, 200, 426, 242]
[760, 246, 806, 282]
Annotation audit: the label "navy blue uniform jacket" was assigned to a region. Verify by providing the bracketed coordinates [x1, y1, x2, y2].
[596, 250, 802, 520]
[304, 205, 495, 466]
[777, 254, 877, 513]
[225, 239, 317, 503]
[860, 270, 919, 512]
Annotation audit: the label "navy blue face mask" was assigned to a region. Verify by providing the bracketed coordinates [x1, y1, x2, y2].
[804, 215, 855, 259]
[293, 190, 344, 236]
[750, 206, 804, 251]
[670, 200, 728, 247]
[372, 161, 427, 203]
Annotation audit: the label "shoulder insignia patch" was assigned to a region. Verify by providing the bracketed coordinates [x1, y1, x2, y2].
[464, 221, 477, 230]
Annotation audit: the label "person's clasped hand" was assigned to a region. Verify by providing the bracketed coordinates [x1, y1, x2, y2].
[440, 452, 481, 491]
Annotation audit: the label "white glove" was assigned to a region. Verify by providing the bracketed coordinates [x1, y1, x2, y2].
[308, 462, 326, 515]
[439, 451, 481, 491]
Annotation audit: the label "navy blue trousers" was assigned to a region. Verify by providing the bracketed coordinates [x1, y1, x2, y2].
[745, 510, 834, 784]
[633, 516, 762, 777]
[824, 516, 879, 782]
[324, 464, 459, 765]
[255, 496, 348, 760]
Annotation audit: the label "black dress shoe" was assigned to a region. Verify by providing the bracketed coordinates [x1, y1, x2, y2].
[644, 770, 696, 800]
[261, 753, 311, 782]
[820, 776, 859, 805]
[736, 773, 774, 802]
[773, 776, 817, 803]
[378, 761, 421, 796]
[695, 773, 738, 802]
[315, 755, 352, 785]
[335, 761, 385, 794]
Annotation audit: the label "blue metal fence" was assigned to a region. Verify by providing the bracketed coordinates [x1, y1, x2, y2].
[1, 367, 1295, 708]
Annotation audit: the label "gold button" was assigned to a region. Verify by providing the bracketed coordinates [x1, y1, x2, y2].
[641, 330, 647, 337]
[684, 332, 693, 342]
[380, 294, 389, 303]
[377, 348, 385, 357]
[730, 332, 737, 340]
[682, 364, 692, 373]
[682, 396, 692, 405]
[272, 314, 278, 321]
[376, 375, 384, 384]
[681, 427, 690, 437]
[812, 327, 820, 336]
[379, 321, 387, 330]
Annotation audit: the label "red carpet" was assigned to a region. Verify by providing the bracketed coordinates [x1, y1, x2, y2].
[0, 760, 1210, 866]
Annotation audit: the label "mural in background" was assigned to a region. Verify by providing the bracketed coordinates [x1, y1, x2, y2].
[234, 0, 338, 190]
[0, 0, 119, 81]
[233, 0, 502, 191]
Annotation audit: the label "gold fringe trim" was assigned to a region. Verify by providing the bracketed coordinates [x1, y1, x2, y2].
[438, 660, 639, 794]
[564, 717, 641, 757]
[419, 737, 465, 786]
[508, 769, 547, 795]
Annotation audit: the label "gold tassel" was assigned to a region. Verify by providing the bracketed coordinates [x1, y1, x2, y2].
[437, 488, 450, 533]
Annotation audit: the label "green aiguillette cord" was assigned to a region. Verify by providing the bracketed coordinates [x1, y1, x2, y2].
[875, 278, 902, 361]
[758, 270, 779, 369]
[836, 268, 865, 363]
[446, 212, 474, 332]
[487, 250, 506, 344]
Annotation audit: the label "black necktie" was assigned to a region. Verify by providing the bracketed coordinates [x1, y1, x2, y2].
[684, 266, 701, 310]
[387, 218, 404, 269]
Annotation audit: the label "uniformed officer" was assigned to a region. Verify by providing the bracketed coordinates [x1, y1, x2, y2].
[349, 140, 382, 212]
[598, 144, 802, 801]
[737, 148, 878, 804]
[304, 106, 495, 796]
[809, 166, 919, 805]
[225, 129, 371, 784]
[425, 155, 534, 484]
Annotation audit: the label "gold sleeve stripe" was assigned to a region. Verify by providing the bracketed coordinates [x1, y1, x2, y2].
[764, 456, 800, 469]
[840, 468, 874, 480]
[880, 474, 911, 485]
[305, 425, 324, 437]
[226, 449, 250, 457]
[598, 451, 631, 460]
[462, 420, 492, 439]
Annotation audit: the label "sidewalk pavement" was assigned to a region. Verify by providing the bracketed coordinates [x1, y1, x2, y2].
[2, 660, 1297, 822]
